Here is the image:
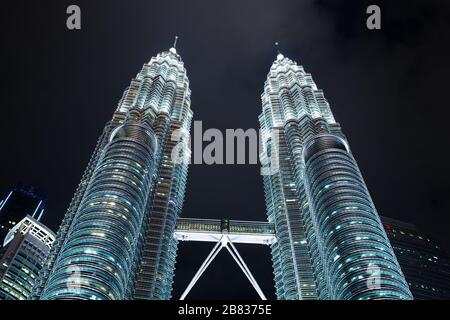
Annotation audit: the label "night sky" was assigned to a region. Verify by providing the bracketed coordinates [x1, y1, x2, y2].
[1, 0, 450, 299]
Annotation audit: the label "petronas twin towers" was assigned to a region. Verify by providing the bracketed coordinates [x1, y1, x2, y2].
[31, 44, 413, 300]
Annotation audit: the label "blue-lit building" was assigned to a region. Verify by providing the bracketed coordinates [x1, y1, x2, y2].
[0, 186, 45, 247]
[259, 52, 412, 299]
[31, 45, 192, 300]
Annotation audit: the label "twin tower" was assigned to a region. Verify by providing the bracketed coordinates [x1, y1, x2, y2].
[31, 46, 413, 300]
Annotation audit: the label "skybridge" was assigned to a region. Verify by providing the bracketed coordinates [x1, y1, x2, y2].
[174, 218, 276, 300]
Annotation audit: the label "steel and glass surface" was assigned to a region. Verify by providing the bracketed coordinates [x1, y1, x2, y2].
[259, 53, 412, 300]
[0, 216, 55, 300]
[29, 45, 413, 300]
[32, 45, 193, 300]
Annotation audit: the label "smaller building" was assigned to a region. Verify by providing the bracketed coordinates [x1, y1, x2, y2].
[381, 216, 450, 299]
[0, 215, 55, 300]
[0, 186, 46, 246]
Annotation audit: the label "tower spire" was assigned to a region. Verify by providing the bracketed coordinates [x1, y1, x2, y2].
[275, 42, 284, 60]
[169, 36, 179, 54]
[275, 42, 280, 54]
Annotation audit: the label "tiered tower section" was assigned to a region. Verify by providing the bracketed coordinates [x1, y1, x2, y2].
[32, 47, 192, 300]
[259, 53, 412, 300]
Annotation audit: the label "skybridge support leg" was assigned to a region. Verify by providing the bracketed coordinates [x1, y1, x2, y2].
[180, 237, 223, 300]
[225, 239, 267, 300]
[179, 235, 267, 300]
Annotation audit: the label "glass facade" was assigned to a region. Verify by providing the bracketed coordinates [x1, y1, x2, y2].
[24, 47, 417, 300]
[303, 135, 411, 299]
[39, 118, 158, 300]
[382, 216, 450, 299]
[259, 53, 412, 299]
[32, 47, 192, 300]
[0, 216, 55, 300]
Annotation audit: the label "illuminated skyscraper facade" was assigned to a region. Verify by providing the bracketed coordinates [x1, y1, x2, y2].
[25, 45, 414, 300]
[259, 53, 412, 300]
[0, 216, 55, 300]
[32, 46, 192, 300]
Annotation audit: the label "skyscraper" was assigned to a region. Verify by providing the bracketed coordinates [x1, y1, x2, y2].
[32, 44, 192, 300]
[259, 52, 412, 299]
[381, 216, 450, 299]
[0, 216, 55, 300]
[0, 186, 45, 246]
[28, 44, 414, 300]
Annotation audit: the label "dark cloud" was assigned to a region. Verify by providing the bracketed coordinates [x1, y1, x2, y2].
[1, 0, 449, 299]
